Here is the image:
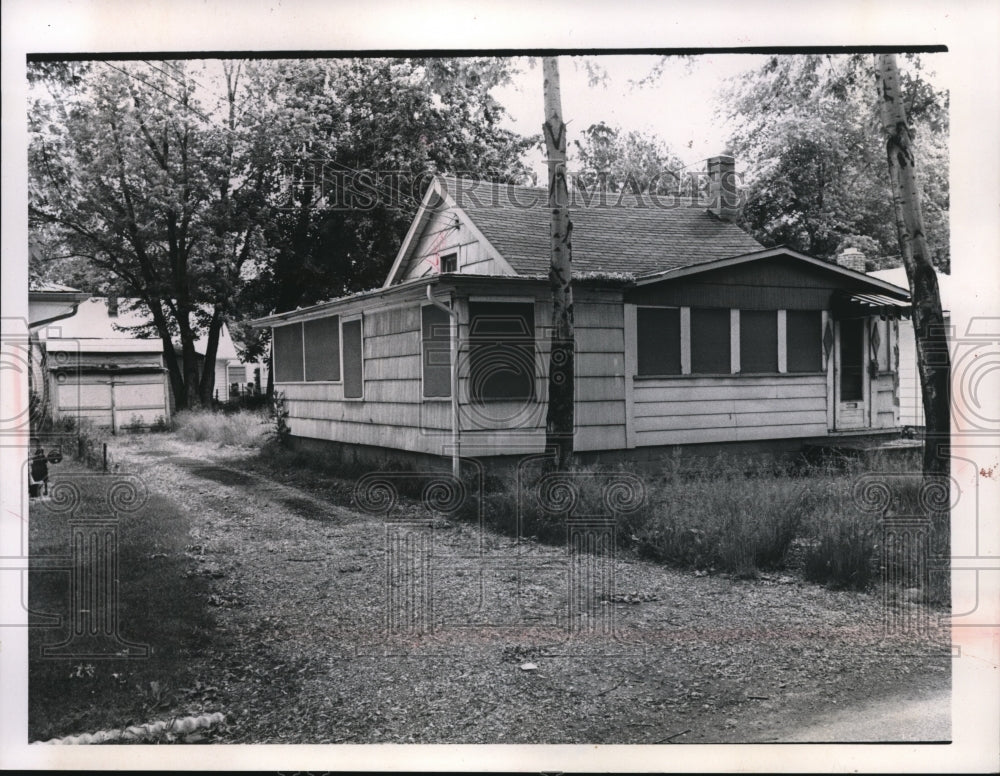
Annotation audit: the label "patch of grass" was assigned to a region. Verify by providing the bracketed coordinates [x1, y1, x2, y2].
[245, 438, 944, 597]
[173, 409, 270, 448]
[28, 466, 221, 741]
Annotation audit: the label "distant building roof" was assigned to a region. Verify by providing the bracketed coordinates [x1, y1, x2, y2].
[436, 176, 764, 277]
[38, 297, 239, 359]
[28, 280, 84, 293]
[870, 267, 952, 313]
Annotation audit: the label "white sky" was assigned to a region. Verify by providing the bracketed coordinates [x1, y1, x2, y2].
[495, 54, 767, 174]
[494, 52, 948, 179]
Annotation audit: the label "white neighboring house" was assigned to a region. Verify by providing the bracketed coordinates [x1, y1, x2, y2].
[869, 267, 952, 429]
[30, 292, 268, 430]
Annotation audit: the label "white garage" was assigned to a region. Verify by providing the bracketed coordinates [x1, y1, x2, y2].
[44, 339, 170, 431]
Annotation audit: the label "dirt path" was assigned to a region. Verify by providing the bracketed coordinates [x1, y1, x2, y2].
[110, 434, 952, 744]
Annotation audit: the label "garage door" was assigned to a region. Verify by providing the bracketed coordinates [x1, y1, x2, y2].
[54, 373, 169, 431]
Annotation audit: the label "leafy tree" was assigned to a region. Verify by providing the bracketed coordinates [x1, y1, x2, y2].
[572, 121, 685, 195]
[30, 57, 535, 405]
[29, 60, 264, 408]
[721, 54, 949, 268]
[245, 57, 535, 317]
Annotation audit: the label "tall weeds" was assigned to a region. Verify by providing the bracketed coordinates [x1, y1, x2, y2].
[173, 409, 270, 448]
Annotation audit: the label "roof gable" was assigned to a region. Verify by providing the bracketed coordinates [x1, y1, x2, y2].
[636, 247, 911, 298]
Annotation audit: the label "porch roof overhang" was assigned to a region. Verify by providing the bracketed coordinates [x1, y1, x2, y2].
[634, 246, 912, 296]
[832, 290, 912, 320]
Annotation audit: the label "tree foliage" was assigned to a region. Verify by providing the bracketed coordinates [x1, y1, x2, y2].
[572, 121, 685, 195]
[721, 54, 949, 269]
[29, 57, 534, 405]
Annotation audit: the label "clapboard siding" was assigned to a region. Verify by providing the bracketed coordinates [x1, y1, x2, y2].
[638, 423, 830, 446]
[633, 373, 828, 446]
[872, 372, 896, 429]
[635, 395, 826, 418]
[279, 304, 439, 451]
[633, 377, 827, 402]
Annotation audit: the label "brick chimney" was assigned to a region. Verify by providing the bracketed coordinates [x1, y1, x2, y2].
[106, 295, 119, 317]
[707, 155, 739, 222]
[836, 247, 866, 273]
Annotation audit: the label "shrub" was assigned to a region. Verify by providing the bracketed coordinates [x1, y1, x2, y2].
[173, 409, 270, 448]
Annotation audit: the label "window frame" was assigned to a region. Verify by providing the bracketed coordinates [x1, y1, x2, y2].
[272, 322, 305, 384]
[689, 306, 734, 375]
[738, 309, 780, 375]
[636, 305, 683, 377]
[302, 314, 343, 383]
[340, 314, 365, 401]
[785, 309, 825, 374]
[466, 299, 537, 404]
[440, 252, 458, 274]
[421, 301, 453, 400]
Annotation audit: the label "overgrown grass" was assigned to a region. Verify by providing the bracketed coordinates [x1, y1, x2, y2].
[28, 465, 220, 741]
[173, 409, 271, 448]
[245, 438, 944, 598]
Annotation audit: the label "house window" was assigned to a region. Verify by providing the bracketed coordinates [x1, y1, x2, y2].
[272, 323, 303, 382]
[303, 315, 341, 381]
[440, 253, 458, 273]
[342, 318, 364, 399]
[637, 307, 681, 376]
[786, 310, 823, 372]
[468, 301, 535, 402]
[740, 310, 778, 373]
[690, 308, 731, 374]
[422, 304, 452, 398]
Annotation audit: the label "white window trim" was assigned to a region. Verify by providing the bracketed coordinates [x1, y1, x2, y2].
[340, 313, 364, 401]
[730, 309, 740, 374]
[680, 307, 692, 375]
[777, 310, 788, 373]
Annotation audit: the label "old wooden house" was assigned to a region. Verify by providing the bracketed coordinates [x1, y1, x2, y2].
[253, 161, 912, 468]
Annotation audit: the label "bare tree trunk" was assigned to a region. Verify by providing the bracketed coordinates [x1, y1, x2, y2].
[876, 54, 950, 479]
[198, 307, 225, 406]
[542, 57, 575, 470]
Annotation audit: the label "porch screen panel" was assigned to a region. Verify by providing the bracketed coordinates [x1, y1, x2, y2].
[636, 307, 681, 376]
[422, 304, 451, 398]
[690, 308, 731, 374]
[786, 310, 823, 372]
[303, 315, 341, 381]
[342, 319, 364, 398]
[468, 302, 535, 402]
[273, 323, 304, 382]
[740, 310, 778, 373]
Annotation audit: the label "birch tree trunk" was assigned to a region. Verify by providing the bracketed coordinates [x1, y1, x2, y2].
[875, 54, 950, 478]
[542, 57, 575, 469]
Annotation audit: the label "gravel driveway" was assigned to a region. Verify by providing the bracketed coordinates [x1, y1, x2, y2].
[110, 434, 951, 744]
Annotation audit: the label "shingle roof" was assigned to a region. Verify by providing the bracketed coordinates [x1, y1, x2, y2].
[439, 177, 763, 276]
